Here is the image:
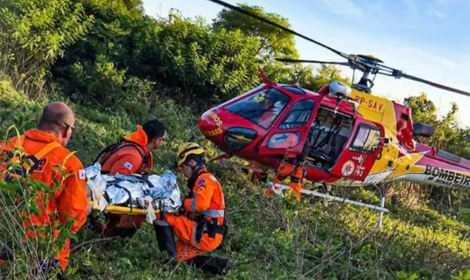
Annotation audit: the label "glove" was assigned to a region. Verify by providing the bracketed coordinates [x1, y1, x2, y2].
[176, 207, 186, 216]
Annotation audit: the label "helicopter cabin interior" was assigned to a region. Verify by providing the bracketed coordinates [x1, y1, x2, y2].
[224, 85, 383, 175]
[307, 106, 353, 170]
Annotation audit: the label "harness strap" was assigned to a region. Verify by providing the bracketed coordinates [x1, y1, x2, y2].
[3, 139, 62, 207]
[97, 139, 150, 174]
[31, 142, 62, 161]
[113, 143, 149, 174]
[8, 140, 62, 174]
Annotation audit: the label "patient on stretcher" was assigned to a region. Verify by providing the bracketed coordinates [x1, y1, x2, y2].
[85, 163, 182, 222]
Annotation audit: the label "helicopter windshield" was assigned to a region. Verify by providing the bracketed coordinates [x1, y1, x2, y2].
[225, 88, 291, 129]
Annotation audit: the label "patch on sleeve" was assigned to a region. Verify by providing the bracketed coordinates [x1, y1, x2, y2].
[210, 175, 216, 180]
[124, 161, 133, 171]
[79, 169, 86, 180]
[197, 179, 206, 191]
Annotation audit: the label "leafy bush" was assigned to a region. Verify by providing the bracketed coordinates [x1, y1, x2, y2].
[0, 0, 94, 92]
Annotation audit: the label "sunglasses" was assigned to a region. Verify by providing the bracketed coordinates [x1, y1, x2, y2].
[58, 121, 75, 131]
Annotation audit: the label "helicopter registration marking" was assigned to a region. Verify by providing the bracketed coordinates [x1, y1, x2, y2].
[354, 96, 385, 112]
[209, 112, 223, 127]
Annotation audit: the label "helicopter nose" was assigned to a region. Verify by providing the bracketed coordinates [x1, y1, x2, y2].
[198, 109, 223, 138]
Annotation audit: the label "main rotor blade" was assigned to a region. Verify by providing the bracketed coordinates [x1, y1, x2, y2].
[207, 0, 352, 61]
[276, 58, 351, 66]
[378, 70, 470, 98]
[401, 73, 470, 97]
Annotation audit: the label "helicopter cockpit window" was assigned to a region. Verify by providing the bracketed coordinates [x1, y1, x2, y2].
[350, 125, 381, 153]
[279, 100, 316, 129]
[225, 88, 290, 129]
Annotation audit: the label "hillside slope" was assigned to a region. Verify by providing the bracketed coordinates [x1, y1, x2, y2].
[1, 77, 470, 280]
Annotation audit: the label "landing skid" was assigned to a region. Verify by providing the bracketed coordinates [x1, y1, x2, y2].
[268, 182, 388, 228]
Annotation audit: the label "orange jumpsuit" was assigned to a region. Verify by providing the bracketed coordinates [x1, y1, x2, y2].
[100, 125, 153, 237]
[265, 134, 310, 200]
[0, 129, 88, 271]
[241, 163, 268, 185]
[161, 168, 225, 261]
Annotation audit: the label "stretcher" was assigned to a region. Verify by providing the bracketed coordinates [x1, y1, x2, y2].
[88, 201, 162, 215]
[85, 163, 182, 219]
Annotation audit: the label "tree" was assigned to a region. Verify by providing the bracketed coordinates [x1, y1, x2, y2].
[0, 0, 94, 90]
[405, 93, 460, 149]
[404, 93, 437, 125]
[296, 64, 351, 92]
[212, 3, 299, 60]
[51, 6, 263, 110]
[212, 3, 303, 85]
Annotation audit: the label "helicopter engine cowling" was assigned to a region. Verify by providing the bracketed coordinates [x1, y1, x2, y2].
[328, 81, 352, 99]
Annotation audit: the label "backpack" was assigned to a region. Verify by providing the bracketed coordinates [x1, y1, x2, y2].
[93, 138, 149, 174]
[0, 136, 62, 183]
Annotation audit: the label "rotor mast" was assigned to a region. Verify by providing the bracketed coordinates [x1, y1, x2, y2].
[351, 54, 384, 93]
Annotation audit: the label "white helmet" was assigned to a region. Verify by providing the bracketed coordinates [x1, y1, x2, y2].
[328, 81, 352, 98]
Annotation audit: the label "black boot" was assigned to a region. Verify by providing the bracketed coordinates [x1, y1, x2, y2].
[56, 270, 68, 280]
[153, 221, 177, 261]
[187, 255, 230, 276]
[113, 227, 138, 239]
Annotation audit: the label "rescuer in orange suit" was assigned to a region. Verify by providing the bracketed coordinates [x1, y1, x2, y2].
[153, 142, 230, 275]
[96, 119, 167, 238]
[0, 102, 89, 277]
[241, 162, 268, 185]
[264, 133, 310, 201]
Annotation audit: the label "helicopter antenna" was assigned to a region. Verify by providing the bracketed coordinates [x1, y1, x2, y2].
[207, 0, 470, 97]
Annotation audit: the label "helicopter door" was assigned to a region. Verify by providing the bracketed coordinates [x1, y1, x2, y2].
[328, 120, 384, 181]
[258, 99, 319, 156]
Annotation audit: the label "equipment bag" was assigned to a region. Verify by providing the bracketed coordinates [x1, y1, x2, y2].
[0, 136, 61, 182]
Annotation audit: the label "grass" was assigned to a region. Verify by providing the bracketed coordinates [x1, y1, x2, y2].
[1, 76, 470, 279]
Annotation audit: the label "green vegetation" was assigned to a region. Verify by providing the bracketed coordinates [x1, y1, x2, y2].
[1, 0, 470, 279]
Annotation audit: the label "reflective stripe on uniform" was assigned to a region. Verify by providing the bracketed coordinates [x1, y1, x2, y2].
[154, 220, 169, 226]
[203, 210, 224, 217]
[192, 221, 199, 243]
[291, 177, 301, 183]
[191, 192, 197, 211]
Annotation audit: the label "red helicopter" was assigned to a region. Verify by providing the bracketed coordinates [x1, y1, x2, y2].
[195, 0, 470, 224]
